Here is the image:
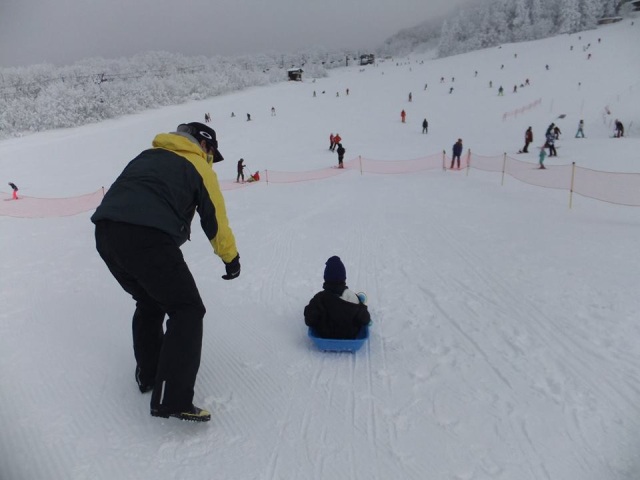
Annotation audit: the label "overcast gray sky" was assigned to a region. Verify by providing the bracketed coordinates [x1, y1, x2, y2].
[0, 0, 471, 67]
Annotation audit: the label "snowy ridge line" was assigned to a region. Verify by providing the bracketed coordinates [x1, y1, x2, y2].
[3, 152, 640, 218]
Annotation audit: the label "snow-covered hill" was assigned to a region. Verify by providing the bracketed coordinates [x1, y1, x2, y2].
[1, 19, 639, 480]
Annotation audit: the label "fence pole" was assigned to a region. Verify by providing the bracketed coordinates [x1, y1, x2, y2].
[466, 149, 471, 176]
[265, 169, 269, 186]
[442, 150, 446, 171]
[569, 162, 576, 209]
[359, 155, 363, 175]
[501, 153, 507, 186]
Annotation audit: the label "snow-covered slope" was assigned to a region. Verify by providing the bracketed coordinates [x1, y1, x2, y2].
[1, 19, 639, 480]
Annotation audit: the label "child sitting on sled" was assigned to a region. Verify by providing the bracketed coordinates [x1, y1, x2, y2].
[304, 256, 370, 339]
[246, 171, 260, 182]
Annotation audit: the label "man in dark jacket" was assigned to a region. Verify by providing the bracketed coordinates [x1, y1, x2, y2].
[422, 118, 428, 134]
[91, 122, 240, 423]
[304, 256, 370, 339]
[237, 158, 246, 183]
[451, 138, 463, 169]
[336, 143, 345, 168]
[520, 127, 533, 153]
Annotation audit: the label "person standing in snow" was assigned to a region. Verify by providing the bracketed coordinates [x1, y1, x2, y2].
[545, 123, 555, 137]
[520, 127, 533, 153]
[575, 120, 585, 138]
[615, 119, 624, 138]
[451, 138, 463, 169]
[8, 182, 19, 200]
[538, 146, 547, 169]
[329, 133, 335, 151]
[422, 118, 428, 134]
[401, 110, 406, 123]
[545, 131, 557, 157]
[336, 143, 345, 168]
[304, 256, 370, 339]
[332, 133, 342, 151]
[91, 122, 240, 423]
[237, 158, 246, 183]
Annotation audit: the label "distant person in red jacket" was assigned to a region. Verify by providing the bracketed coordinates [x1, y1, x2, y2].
[401, 109, 406, 123]
[331, 133, 342, 151]
[8, 182, 18, 200]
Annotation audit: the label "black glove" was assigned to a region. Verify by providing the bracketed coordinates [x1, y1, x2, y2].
[222, 254, 240, 280]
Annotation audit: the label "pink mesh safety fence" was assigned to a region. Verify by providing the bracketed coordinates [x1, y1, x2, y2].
[3, 152, 640, 218]
[0, 189, 105, 218]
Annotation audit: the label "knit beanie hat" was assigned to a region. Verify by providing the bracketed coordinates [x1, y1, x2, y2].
[324, 256, 346, 282]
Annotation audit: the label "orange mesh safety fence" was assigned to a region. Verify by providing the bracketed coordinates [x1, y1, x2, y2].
[4, 152, 640, 218]
[505, 155, 574, 190]
[358, 153, 444, 174]
[0, 189, 105, 218]
[573, 166, 640, 206]
[262, 159, 355, 184]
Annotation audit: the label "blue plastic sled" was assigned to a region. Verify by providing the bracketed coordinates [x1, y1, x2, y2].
[308, 325, 369, 352]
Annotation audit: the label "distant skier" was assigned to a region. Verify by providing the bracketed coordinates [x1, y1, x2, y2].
[545, 123, 555, 137]
[575, 120, 585, 138]
[545, 132, 557, 157]
[451, 139, 463, 169]
[519, 127, 533, 153]
[408, 92, 412, 102]
[401, 110, 406, 123]
[498, 86, 504, 96]
[236, 158, 246, 183]
[332, 133, 342, 151]
[538, 147, 547, 169]
[336, 143, 345, 168]
[422, 118, 428, 134]
[8, 182, 18, 200]
[615, 119, 624, 138]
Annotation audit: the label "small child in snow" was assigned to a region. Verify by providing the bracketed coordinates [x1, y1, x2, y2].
[538, 147, 547, 169]
[246, 171, 260, 182]
[304, 256, 370, 339]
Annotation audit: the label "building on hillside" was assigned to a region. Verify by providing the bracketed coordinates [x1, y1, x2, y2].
[359, 54, 375, 66]
[598, 16, 624, 24]
[287, 68, 303, 81]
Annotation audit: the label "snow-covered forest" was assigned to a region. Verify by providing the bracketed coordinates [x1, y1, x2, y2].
[437, 0, 623, 57]
[0, 0, 634, 138]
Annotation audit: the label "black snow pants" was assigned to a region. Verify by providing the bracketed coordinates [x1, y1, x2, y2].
[94, 220, 205, 412]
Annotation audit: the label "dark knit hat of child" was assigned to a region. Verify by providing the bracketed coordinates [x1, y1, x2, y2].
[324, 256, 346, 282]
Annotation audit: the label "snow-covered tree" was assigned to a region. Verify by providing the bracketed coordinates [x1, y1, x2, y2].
[559, 0, 582, 33]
